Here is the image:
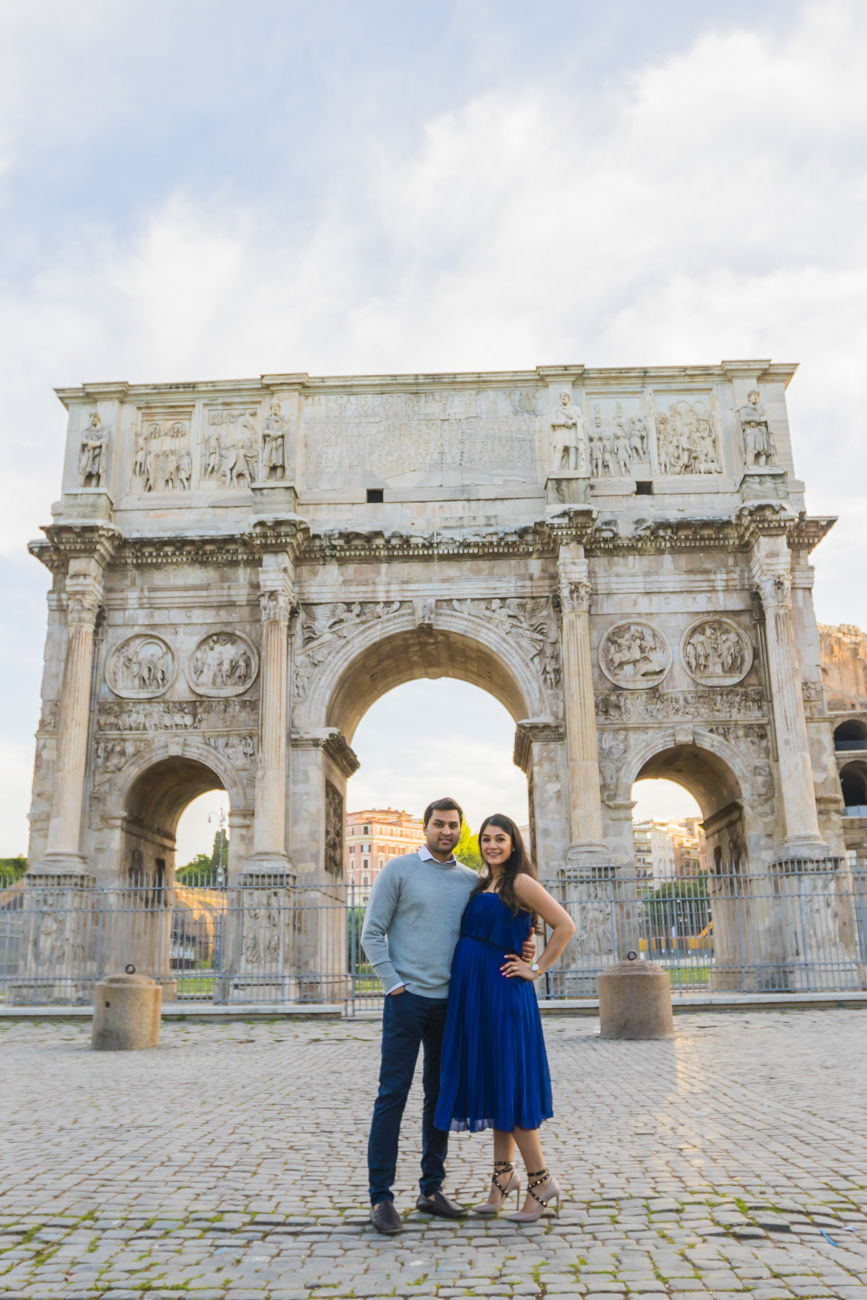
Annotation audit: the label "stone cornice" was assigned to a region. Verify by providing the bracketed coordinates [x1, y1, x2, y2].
[291, 728, 360, 778]
[301, 521, 557, 562]
[53, 359, 797, 407]
[27, 507, 834, 572]
[513, 719, 566, 772]
[29, 523, 121, 572]
[789, 515, 836, 553]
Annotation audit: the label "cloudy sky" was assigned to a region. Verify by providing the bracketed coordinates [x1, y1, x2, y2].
[2, 0, 865, 861]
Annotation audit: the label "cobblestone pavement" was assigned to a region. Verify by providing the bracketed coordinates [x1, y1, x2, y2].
[0, 1009, 865, 1300]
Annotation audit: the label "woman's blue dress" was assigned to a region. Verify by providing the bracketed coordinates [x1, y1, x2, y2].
[435, 890, 553, 1133]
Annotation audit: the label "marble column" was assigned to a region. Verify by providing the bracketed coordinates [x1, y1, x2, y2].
[41, 557, 104, 874]
[751, 536, 824, 856]
[247, 553, 295, 879]
[558, 542, 606, 860]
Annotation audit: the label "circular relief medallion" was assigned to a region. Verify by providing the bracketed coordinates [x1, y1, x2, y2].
[107, 635, 175, 699]
[186, 632, 259, 697]
[681, 618, 753, 687]
[599, 621, 671, 690]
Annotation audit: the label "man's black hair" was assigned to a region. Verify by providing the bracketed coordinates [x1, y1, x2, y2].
[422, 796, 464, 827]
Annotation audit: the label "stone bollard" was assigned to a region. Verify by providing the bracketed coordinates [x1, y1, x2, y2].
[91, 966, 162, 1051]
[598, 953, 674, 1040]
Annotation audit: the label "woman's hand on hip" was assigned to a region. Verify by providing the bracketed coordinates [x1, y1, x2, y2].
[500, 953, 538, 981]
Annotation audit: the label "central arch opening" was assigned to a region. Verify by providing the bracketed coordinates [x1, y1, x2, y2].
[629, 743, 745, 990]
[325, 625, 537, 901]
[348, 678, 529, 888]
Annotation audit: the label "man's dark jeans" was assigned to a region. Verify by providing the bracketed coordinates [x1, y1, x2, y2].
[367, 989, 449, 1205]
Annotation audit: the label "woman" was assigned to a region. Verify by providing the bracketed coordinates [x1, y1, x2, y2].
[434, 814, 576, 1222]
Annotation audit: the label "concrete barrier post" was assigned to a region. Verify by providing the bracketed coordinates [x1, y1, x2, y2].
[598, 954, 674, 1040]
[91, 967, 162, 1051]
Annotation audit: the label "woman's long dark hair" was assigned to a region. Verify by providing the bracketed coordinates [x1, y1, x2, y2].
[475, 813, 537, 916]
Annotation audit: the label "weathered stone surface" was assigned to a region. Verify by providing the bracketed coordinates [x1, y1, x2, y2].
[598, 959, 675, 1039]
[21, 360, 857, 993]
[90, 971, 161, 1050]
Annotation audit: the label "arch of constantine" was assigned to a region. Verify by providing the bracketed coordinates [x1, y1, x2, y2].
[19, 359, 865, 999]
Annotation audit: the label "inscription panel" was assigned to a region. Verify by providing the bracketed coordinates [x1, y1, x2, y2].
[301, 387, 540, 488]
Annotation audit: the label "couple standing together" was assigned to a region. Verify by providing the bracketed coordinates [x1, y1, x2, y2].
[361, 797, 575, 1234]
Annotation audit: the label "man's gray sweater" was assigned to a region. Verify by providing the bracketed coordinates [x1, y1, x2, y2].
[360, 851, 478, 998]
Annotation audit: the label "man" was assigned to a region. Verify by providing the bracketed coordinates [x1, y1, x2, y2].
[362, 797, 533, 1235]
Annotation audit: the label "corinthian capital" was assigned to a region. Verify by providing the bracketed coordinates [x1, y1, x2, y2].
[559, 579, 592, 613]
[64, 574, 103, 627]
[259, 589, 295, 622]
[754, 570, 792, 610]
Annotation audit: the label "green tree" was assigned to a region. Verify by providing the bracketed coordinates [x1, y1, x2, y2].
[176, 830, 229, 887]
[645, 876, 709, 937]
[0, 856, 26, 884]
[176, 853, 214, 886]
[454, 819, 483, 873]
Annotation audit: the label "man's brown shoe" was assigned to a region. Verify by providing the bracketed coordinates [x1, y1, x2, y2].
[370, 1200, 403, 1234]
[415, 1190, 466, 1218]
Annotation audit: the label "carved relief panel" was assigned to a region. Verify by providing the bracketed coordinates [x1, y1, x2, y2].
[653, 394, 721, 475]
[301, 386, 539, 489]
[598, 622, 671, 689]
[106, 635, 175, 699]
[293, 600, 408, 701]
[187, 633, 259, 697]
[201, 406, 260, 488]
[132, 411, 192, 493]
[325, 779, 344, 877]
[682, 618, 753, 687]
[584, 395, 651, 479]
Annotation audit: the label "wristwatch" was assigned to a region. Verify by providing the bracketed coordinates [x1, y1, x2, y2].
[529, 961, 540, 973]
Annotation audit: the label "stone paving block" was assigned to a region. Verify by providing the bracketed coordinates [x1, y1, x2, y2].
[1, 1012, 867, 1299]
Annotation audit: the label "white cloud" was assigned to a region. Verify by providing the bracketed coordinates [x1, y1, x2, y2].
[2, 0, 867, 851]
[0, 739, 33, 858]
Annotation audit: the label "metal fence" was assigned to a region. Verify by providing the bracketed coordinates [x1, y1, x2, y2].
[1, 862, 866, 1011]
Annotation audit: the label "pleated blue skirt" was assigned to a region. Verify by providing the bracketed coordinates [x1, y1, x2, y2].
[434, 891, 553, 1133]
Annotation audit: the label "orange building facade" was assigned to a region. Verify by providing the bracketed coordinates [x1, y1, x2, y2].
[344, 808, 424, 901]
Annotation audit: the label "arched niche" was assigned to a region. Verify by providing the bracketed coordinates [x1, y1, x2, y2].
[121, 755, 228, 889]
[840, 761, 867, 811]
[834, 719, 867, 751]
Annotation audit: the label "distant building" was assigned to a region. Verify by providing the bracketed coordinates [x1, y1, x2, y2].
[671, 817, 707, 877]
[633, 818, 706, 885]
[820, 623, 867, 857]
[345, 808, 424, 902]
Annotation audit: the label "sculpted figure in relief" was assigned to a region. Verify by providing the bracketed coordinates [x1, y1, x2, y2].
[550, 391, 586, 473]
[738, 390, 776, 466]
[261, 402, 288, 479]
[656, 400, 721, 475]
[189, 633, 258, 696]
[133, 418, 191, 493]
[107, 636, 173, 699]
[78, 411, 109, 487]
[599, 622, 670, 688]
[683, 619, 751, 686]
[584, 401, 650, 478]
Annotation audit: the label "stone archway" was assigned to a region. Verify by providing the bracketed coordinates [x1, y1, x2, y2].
[111, 754, 231, 996]
[288, 616, 567, 881]
[840, 761, 867, 812]
[626, 739, 751, 990]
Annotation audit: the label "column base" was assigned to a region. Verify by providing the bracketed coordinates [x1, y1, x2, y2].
[777, 837, 830, 863]
[239, 853, 296, 887]
[30, 853, 92, 880]
[564, 841, 611, 868]
[545, 474, 589, 506]
[739, 467, 788, 500]
[251, 481, 298, 516]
